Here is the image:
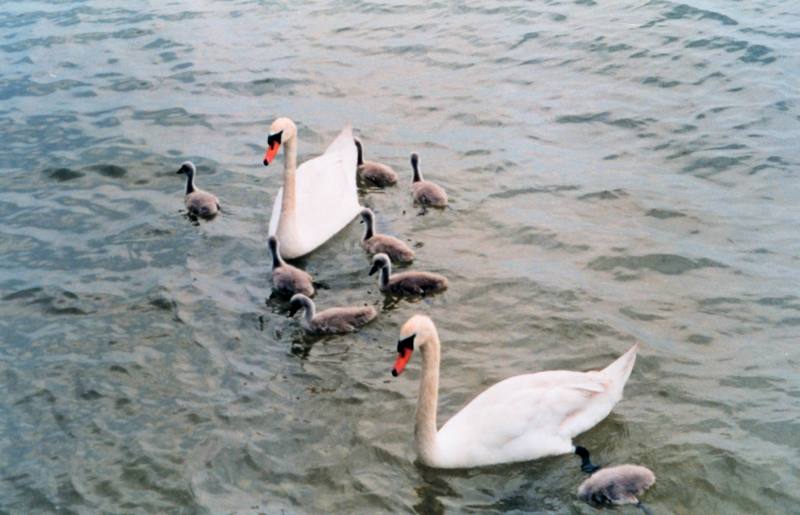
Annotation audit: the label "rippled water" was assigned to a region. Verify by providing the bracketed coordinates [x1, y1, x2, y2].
[1, 1, 799, 513]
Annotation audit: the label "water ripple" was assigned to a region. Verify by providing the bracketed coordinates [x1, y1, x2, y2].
[0, 0, 798, 513]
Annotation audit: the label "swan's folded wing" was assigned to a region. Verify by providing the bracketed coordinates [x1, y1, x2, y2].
[437, 371, 613, 463]
[324, 123, 355, 156]
[291, 126, 360, 251]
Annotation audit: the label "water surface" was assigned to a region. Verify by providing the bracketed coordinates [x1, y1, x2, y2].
[1, 1, 799, 513]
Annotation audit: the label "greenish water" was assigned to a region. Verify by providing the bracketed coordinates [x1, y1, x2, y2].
[1, 1, 799, 513]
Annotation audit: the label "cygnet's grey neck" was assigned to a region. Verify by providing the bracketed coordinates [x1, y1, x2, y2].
[354, 138, 364, 166]
[185, 171, 196, 195]
[411, 154, 423, 182]
[298, 296, 316, 326]
[268, 238, 284, 269]
[379, 260, 392, 288]
[362, 212, 375, 241]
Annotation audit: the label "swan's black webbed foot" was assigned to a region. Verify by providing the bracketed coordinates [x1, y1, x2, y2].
[575, 446, 601, 474]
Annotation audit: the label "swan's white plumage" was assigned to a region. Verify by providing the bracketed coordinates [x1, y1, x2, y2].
[433, 365, 631, 468]
[268, 124, 360, 258]
[396, 315, 638, 469]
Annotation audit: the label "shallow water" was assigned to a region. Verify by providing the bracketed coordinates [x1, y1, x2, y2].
[1, 1, 799, 513]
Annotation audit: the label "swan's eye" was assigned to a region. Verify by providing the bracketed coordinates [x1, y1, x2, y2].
[397, 334, 415, 353]
[267, 130, 283, 147]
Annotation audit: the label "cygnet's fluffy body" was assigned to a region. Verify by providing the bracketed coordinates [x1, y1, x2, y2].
[578, 464, 656, 507]
[369, 253, 447, 297]
[177, 161, 220, 218]
[360, 208, 415, 264]
[290, 294, 377, 334]
[269, 236, 315, 297]
[410, 153, 447, 208]
[355, 138, 397, 187]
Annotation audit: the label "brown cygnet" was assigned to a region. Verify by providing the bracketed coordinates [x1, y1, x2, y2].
[289, 294, 377, 334]
[369, 253, 447, 297]
[360, 208, 415, 264]
[177, 161, 220, 218]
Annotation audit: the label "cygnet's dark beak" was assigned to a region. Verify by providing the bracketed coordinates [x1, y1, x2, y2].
[176, 168, 184, 174]
[288, 303, 299, 317]
[368, 263, 380, 276]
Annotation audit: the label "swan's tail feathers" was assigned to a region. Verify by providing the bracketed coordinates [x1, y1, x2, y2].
[601, 343, 638, 397]
[325, 124, 354, 154]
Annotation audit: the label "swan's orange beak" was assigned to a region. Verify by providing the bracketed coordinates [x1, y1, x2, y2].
[392, 348, 413, 377]
[263, 142, 280, 166]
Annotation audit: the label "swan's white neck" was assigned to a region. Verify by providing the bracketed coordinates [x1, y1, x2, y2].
[279, 137, 299, 235]
[415, 329, 441, 464]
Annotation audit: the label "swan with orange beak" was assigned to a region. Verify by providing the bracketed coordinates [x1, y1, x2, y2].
[261, 117, 361, 259]
[390, 315, 639, 470]
[263, 126, 284, 166]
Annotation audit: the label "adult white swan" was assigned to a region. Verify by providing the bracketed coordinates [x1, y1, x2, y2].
[262, 117, 361, 259]
[391, 315, 639, 470]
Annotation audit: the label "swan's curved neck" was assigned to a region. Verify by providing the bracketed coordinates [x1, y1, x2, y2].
[379, 262, 392, 289]
[355, 140, 364, 166]
[280, 137, 299, 231]
[412, 160, 423, 183]
[415, 330, 441, 464]
[185, 172, 196, 195]
[363, 215, 374, 241]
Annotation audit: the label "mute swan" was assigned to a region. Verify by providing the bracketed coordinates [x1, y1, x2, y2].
[262, 117, 361, 259]
[176, 161, 220, 218]
[578, 465, 655, 513]
[360, 208, 415, 264]
[269, 236, 315, 297]
[369, 254, 447, 297]
[354, 138, 397, 187]
[390, 315, 638, 469]
[289, 294, 377, 334]
[410, 153, 448, 208]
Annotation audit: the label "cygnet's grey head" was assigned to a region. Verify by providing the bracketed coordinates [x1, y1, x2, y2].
[369, 253, 391, 276]
[289, 293, 314, 317]
[360, 208, 376, 239]
[360, 207, 376, 226]
[360, 207, 374, 221]
[176, 161, 196, 176]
